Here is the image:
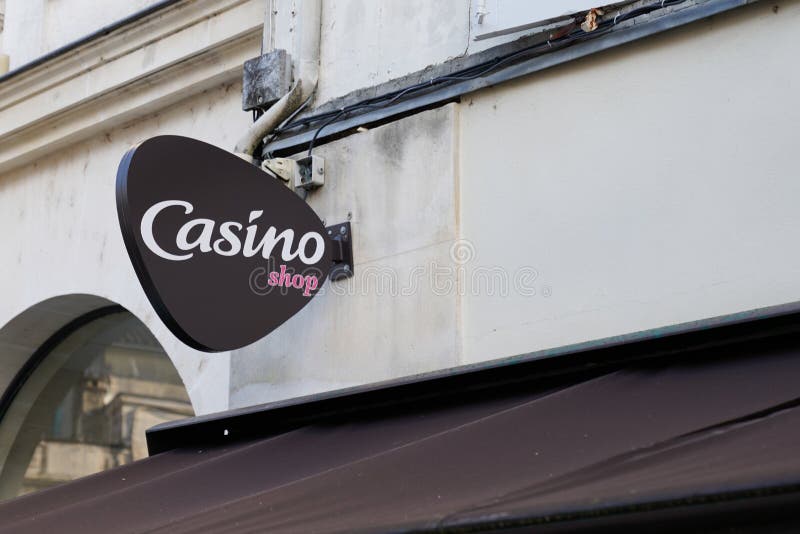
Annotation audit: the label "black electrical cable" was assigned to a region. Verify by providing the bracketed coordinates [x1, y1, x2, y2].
[306, 109, 347, 157]
[272, 0, 687, 156]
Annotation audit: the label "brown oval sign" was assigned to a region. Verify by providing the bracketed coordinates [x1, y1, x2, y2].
[116, 135, 331, 352]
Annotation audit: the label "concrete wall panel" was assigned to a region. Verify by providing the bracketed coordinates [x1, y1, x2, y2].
[458, 1, 800, 362]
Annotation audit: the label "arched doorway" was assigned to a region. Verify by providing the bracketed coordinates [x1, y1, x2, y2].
[0, 299, 193, 501]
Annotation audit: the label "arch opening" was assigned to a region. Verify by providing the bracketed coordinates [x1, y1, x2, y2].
[0, 296, 194, 501]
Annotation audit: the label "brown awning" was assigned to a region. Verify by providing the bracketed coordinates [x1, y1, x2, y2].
[1, 309, 800, 533]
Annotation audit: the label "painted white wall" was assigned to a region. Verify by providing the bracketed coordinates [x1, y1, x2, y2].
[0, 80, 253, 415]
[0, 0, 262, 415]
[44, 0, 165, 52]
[273, 0, 630, 104]
[470, 0, 625, 47]
[0, 0, 6, 57]
[229, 105, 461, 407]
[0, 79, 254, 415]
[314, 0, 469, 103]
[458, 0, 800, 362]
[4, 0, 624, 83]
[2, 0, 165, 68]
[2, 0, 44, 68]
[230, 0, 800, 406]
[1, 0, 798, 417]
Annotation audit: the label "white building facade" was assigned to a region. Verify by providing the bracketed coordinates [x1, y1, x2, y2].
[0, 0, 797, 494]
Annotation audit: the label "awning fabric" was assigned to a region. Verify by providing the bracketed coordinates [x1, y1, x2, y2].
[1, 314, 800, 533]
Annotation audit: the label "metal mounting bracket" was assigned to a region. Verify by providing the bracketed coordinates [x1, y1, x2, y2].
[261, 155, 324, 190]
[326, 222, 354, 281]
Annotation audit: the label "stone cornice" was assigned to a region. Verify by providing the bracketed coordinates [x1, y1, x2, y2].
[0, 0, 262, 174]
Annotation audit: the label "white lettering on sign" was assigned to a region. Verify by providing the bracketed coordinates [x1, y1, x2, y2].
[140, 200, 325, 264]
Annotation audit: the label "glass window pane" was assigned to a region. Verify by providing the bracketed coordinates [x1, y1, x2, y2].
[0, 311, 193, 501]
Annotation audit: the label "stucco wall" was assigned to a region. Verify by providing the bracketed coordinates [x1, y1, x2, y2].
[315, 0, 470, 104]
[228, 0, 800, 407]
[1, 0, 798, 417]
[457, 0, 800, 361]
[0, 81, 250, 415]
[229, 105, 462, 407]
[276, 0, 637, 105]
[2, 0, 165, 68]
[0, 0, 262, 415]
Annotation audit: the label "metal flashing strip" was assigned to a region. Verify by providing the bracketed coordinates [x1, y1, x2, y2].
[146, 298, 800, 455]
[263, 0, 756, 157]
